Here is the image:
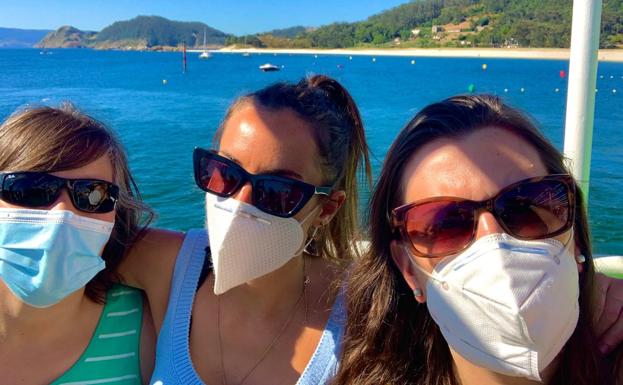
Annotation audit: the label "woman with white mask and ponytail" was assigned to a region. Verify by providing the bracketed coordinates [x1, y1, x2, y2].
[119, 75, 372, 385]
[334, 95, 622, 385]
[0, 105, 156, 384]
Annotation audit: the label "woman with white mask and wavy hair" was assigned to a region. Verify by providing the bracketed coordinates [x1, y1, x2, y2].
[118, 74, 372, 385]
[334, 94, 623, 385]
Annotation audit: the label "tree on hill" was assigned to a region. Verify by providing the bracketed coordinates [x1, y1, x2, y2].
[280, 0, 623, 48]
[95, 15, 229, 47]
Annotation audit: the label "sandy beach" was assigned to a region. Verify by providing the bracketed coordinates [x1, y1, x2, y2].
[215, 47, 623, 62]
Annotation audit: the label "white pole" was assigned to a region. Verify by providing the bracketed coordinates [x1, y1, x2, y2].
[563, 0, 603, 203]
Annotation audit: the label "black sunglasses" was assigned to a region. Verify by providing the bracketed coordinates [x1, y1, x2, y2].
[0, 172, 119, 214]
[193, 148, 332, 218]
[391, 174, 576, 258]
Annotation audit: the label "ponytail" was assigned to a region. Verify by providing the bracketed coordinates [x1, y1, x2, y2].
[306, 75, 373, 262]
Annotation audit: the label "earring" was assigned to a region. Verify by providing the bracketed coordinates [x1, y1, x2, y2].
[413, 288, 423, 298]
[575, 254, 586, 264]
[303, 225, 322, 256]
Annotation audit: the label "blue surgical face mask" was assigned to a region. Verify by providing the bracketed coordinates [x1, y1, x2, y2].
[0, 208, 114, 308]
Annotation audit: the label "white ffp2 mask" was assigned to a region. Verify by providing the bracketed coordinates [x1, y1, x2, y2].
[407, 232, 579, 381]
[206, 193, 318, 295]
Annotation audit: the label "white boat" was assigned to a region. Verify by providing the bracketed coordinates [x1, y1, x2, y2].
[198, 28, 211, 59]
[259, 63, 280, 72]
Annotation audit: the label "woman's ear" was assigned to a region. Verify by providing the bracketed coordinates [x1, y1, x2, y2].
[390, 240, 426, 303]
[314, 190, 345, 227]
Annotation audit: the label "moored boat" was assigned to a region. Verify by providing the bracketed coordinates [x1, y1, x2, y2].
[259, 63, 280, 72]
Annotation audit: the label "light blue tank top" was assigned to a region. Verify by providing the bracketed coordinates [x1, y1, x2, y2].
[150, 228, 345, 385]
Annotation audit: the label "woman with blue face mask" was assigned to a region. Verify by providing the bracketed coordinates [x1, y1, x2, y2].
[118, 75, 373, 385]
[0, 105, 155, 384]
[334, 95, 622, 385]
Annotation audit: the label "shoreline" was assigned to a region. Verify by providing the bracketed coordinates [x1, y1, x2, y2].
[212, 47, 623, 62]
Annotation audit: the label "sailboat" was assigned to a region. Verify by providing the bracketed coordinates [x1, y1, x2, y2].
[199, 28, 211, 59]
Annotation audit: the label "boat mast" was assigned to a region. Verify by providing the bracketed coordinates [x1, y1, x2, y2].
[563, 0, 603, 203]
[182, 41, 187, 73]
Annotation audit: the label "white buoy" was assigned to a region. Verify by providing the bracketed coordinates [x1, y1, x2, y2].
[555, 88, 560, 92]
[520, 87, 525, 93]
[504, 88, 509, 93]
[595, 89, 599, 93]
[314, 54, 318, 58]
[349, 56, 352, 60]
[372, 57, 376, 62]
[600, 75, 604, 79]
[610, 75, 614, 79]
[613, 89, 617, 93]
[162, 79, 168, 85]
[411, 59, 415, 64]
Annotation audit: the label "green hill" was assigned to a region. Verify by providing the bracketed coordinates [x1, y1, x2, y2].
[36, 16, 230, 50]
[230, 0, 623, 49]
[35, 26, 96, 48]
[95, 16, 228, 47]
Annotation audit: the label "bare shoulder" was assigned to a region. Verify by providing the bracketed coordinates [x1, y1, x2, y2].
[117, 228, 185, 330]
[132, 228, 185, 263]
[118, 228, 184, 289]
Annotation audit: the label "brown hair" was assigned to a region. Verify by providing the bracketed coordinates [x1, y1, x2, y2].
[214, 75, 372, 263]
[0, 104, 153, 303]
[334, 95, 621, 385]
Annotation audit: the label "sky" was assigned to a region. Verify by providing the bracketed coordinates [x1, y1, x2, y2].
[0, 0, 409, 35]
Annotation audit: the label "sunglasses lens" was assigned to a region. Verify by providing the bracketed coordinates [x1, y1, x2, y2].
[1, 173, 62, 207]
[404, 201, 476, 256]
[197, 156, 242, 196]
[71, 180, 118, 213]
[495, 178, 571, 239]
[255, 178, 308, 217]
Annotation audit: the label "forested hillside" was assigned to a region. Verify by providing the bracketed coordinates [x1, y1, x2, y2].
[227, 0, 623, 49]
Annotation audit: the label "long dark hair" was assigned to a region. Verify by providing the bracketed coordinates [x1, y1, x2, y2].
[334, 95, 620, 385]
[214, 75, 372, 263]
[0, 104, 154, 303]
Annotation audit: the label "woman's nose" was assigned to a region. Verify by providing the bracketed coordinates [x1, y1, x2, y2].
[231, 182, 253, 205]
[474, 211, 505, 240]
[49, 189, 77, 214]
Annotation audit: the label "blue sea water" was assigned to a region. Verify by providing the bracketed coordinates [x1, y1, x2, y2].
[0, 48, 621, 254]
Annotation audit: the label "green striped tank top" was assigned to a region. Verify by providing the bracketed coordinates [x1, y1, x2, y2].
[51, 284, 144, 385]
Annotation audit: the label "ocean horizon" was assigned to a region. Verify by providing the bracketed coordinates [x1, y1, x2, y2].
[1, 48, 622, 255]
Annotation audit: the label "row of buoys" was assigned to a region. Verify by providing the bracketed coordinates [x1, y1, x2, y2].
[466, 84, 619, 94]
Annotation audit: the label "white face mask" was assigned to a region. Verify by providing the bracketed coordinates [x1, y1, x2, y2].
[206, 193, 319, 295]
[407, 232, 579, 381]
